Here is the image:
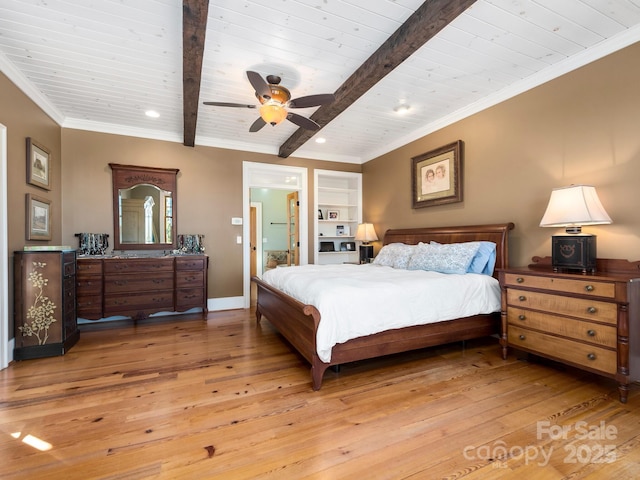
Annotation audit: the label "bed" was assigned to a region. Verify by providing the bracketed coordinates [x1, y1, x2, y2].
[252, 223, 514, 390]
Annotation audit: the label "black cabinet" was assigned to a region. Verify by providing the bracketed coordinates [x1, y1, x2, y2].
[14, 250, 79, 359]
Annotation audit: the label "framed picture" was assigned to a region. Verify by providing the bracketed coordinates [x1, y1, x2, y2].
[26, 138, 51, 190]
[26, 194, 51, 240]
[318, 209, 323, 220]
[327, 210, 339, 220]
[412, 140, 463, 208]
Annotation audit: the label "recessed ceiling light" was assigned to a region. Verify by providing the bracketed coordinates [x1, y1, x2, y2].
[315, 137, 326, 144]
[394, 104, 410, 115]
[145, 110, 160, 118]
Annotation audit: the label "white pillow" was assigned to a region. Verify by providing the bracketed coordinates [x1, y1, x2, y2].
[372, 243, 416, 269]
[407, 242, 480, 274]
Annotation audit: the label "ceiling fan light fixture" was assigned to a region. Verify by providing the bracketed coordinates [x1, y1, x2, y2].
[259, 102, 288, 126]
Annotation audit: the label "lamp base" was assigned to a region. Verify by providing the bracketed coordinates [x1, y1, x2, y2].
[359, 244, 374, 264]
[551, 234, 596, 273]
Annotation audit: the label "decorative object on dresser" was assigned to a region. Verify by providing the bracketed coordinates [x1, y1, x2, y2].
[177, 234, 205, 254]
[253, 223, 514, 390]
[354, 222, 378, 264]
[412, 140, 463, 208]
[75, 233, 109, 256]
[14, 249, 79, 359]
[539, 184, 612, 273]
[498, 256, 640, 403]
[109, 163, 179, 251]
[76, 255, 208, 321]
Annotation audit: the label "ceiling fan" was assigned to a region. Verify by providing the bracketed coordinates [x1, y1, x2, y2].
[203, 71, 335, 132]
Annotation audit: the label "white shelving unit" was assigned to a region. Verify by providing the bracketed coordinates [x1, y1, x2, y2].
[314, 169, 362, 264]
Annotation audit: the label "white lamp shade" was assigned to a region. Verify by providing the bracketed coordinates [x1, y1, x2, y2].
[354, 223, 378, 243]
[539, 185, 612, 229]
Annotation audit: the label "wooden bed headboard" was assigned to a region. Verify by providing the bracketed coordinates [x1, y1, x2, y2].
[382, 223, 515, 276]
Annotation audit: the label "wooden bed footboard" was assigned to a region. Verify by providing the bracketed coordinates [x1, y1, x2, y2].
[252, 222, 514, 390]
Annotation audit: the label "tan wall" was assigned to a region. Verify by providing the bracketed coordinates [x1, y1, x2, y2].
[362, 42, 640, 267]
[0, 73, 62, 339]
[61, 130, 360, 298]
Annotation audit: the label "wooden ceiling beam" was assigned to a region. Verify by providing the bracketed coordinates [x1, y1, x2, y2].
[182, 0, 209, 147]
[278, 0, 477, 158]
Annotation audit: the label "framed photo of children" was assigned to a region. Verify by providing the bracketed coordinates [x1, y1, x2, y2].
[26, 194, 51, 241]
[411, 140, 463, 208]
[26, 137, 51, 190]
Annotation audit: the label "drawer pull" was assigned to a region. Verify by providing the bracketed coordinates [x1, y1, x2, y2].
[518, 295, 526, 302]
[516, 277, 524, 283]
[587, 306, 597, 314]
[518, 314, 526, 321]
[585, 285, 594, 292]
[519, 334, 526, 341]
[587, 329, 596, 337]
[587, 353, 597, 361]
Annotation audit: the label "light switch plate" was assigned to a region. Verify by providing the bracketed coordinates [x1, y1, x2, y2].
[231, 217, 243, 225]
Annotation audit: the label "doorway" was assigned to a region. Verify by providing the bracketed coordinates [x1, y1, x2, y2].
[242, 162, 308, 309]
[0, 124, 8, 369]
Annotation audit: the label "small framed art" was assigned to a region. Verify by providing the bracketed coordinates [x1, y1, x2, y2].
[26, 138, 51, 191]
[26, 194, 51, 241]
[327, 210, 339, 220]
[412, 140, 463, 208]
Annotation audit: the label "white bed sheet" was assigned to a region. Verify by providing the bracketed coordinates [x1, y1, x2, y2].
[261, 264, 501, 363]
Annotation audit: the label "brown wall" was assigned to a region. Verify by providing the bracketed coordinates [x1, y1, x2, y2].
[1, 73, 63, 338]
[362, 42, 640, 267]
[61, 130, 359, 298]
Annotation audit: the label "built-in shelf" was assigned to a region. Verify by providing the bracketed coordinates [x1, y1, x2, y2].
[314, 170, 362, 265]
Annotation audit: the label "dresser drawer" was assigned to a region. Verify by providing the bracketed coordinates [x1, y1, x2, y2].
[77, 259, 103, 274]
[176, 288, 205, 310]
[506, 289, 617, 324]
[77, 295, 102, 317]
[508, 325, 616, 374]
[503, 273, 615, 299]
[507, 307, 617, 348]
[176, 271, 204, 288]
[77, 277, 102, 295]
[104, 258, 174, 274]
[104, 272, 174, 294]
[176, 257, 206, 271]
[104, 292, 174, 314]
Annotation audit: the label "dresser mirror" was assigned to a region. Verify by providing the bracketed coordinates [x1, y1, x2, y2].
[109, 163, 179, 251]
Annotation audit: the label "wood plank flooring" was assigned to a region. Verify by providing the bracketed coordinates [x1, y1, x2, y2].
[1, 308, 639, 479]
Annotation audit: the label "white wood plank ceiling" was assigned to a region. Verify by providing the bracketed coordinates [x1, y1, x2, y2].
[1, 0, 639, 163]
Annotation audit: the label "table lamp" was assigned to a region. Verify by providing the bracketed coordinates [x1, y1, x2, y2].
[354, 223, 378, 264]
[539, 184, 612, 272]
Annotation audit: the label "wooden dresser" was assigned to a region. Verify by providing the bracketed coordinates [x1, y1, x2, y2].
[14, 250, 79, 359]
[77, 255, 208, 321]
[499, 257, 640, 403]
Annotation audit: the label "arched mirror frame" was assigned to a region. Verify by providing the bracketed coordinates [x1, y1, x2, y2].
[109, 163, 179, 251]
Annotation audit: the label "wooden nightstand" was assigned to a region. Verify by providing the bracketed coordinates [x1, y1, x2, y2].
[498, 256, 640, 403]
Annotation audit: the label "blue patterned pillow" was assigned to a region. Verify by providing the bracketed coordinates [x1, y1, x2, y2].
[372, 243, 416, 269]
[407, 242, 480, 274]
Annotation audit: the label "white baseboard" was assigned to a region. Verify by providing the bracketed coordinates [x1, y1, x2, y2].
[208, 296, 245, 311]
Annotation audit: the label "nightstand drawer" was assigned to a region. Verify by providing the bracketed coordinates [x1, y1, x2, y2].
[507, 308, 617, 348]
[506, 289, 617, 324]
[503, 273, 615, 298]
[508, 325, 616, 374]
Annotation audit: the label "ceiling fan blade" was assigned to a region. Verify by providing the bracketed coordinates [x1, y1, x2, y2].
[247, 71, 271, 100]
[288, 94, 335, 109]
[249, 117, 267, 132]
[203, 101, 256, 108]
[286, 112, 320, 131]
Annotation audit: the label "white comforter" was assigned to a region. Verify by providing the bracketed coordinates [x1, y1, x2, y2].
[261, 264, 501, 363]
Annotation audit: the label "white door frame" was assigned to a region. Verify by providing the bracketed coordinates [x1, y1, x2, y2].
[242, 162, 308, 308]
[250, 201, 263, 278]
[0, 124, 9, 369]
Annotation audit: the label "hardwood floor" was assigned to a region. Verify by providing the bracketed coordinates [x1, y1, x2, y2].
[1, 308, 639, 479]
